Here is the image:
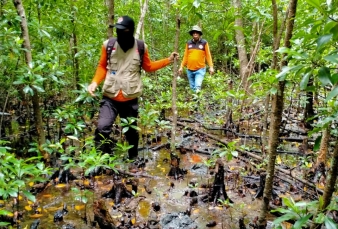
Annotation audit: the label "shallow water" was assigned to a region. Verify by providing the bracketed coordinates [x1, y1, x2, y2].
[12, 145, 273, 229]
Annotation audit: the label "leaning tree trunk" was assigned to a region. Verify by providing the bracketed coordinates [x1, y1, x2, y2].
[170, 14, 180, 154]
[135, 0, 148, 40]
[311, 139, 338, 229]
[257, 0, 298, 227]
[13, 0, 47, 160]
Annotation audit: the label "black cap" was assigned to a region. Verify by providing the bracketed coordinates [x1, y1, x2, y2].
[113, 16, 135, 30]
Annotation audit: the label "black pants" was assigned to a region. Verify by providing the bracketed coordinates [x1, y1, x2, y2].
[94, 96, 139, 159]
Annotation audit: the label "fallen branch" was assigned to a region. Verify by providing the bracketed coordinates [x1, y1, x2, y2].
[170, 119, 324, 195]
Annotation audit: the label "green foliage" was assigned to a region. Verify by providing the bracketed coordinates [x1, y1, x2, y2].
[272, 196, 338, 229]
[121, 117, 141, 135]
[113, 141, 133, 159]
[71, 187, 93, 204]
[0, 141, 52, 203]
[60, 137, 120, 176]
[212, 141, 239, 162]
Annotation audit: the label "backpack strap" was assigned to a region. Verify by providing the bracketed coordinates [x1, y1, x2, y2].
[106, 38, 145, 67]
[106, 38, 117, 65]
[136, 39, 145, 67]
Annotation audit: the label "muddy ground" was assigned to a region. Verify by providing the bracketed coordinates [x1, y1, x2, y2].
[0, 107, 317, 229]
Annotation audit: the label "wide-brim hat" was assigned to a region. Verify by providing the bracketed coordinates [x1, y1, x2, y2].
[189, 25, 203, 35]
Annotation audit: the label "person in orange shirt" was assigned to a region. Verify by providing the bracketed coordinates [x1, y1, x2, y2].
[88, 15, 178, 163]
[178, 25, 214, 93]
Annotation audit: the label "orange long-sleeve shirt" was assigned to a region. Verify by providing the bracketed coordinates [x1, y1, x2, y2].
[92, 44, 171, 101]
[180, 39, 213, 71]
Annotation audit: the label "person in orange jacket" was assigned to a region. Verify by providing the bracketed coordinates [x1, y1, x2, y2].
[88, 15, 178, 161]
[178, 25, 214, 93]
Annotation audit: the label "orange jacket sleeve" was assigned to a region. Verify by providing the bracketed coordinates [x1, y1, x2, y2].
[205, 43, 213, 68]
[180, 44, 189, 68]
[92, 45, 107, 85]
[141, 47, 171, 71]
[92, 45, 170, 84]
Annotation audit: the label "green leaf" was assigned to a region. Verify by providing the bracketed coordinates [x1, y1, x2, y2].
[324, 54, 338, 64]
[318, 66, 332, 86]
[305, 0, 324, 14]
[13, 80, 24, 85]
[271, 208, 293, 214]
[325, 86, 338, 102]
[0, 209, 12, 216]
[232, 151, 238, 157]
[313, 135, 322, 151]
[292, 214, 312, 229]
[32, 85, 45, 93]
[75, 94, 85, 103]
[314, 213, 325, 224]
[193, 0, 201, 8]
[270, 87, 278, 94]
[276, 65, 303, 81]
[324, 217, 338, 229]
[300, 72, 311, 90]
[272, 213, 297, 225]
[331, 73, 338, 85]
[122, 126, 129, 134]
[67, 135, 79, 141]
[316, 34, 332, 51]
[41, 29, 51, 38]
[324, 21, 338, 34]
[22, 190, 36, 202]
[23, 85, 33, 95]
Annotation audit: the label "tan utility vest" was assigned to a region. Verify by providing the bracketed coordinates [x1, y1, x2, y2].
[102, 40, 143, 99]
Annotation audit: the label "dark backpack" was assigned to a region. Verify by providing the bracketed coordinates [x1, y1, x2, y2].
[106, 38, 145, 67]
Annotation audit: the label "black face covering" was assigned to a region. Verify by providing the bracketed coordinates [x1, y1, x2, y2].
[116, 28, 135, 52]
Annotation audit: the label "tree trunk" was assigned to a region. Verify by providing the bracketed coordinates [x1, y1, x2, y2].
[170, 15, 180, 154]
[71, 2, 80, 90]
[262, 0, 287, 148]
[316, 125, 330, 167]
[258, 0, 298, 227]
[135, 0, 148, 40]
[321, 139, 338, 208]
[13, 0, 47, 160]
[311, 138, 338, 229]
[107, 0, 114, 38]
[303, 79, 315, 130]
[233, 0, 249, 91]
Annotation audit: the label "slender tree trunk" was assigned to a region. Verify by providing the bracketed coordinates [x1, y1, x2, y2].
[233, 0, 249, 92]
[13, 0, 47, 160]
[107, 0, 114, 38]
[258, 0, 298, 227]
[170, 15, 180, 154]
[135, 0, 148, 40]
[262, 0, 288, 151]
[321, 139, 338, 208]
[71, 2, 80, 90]
[315, 125, 330, 168]
[271, 0, 278, 70]
[311, 138, 338, 229]
[303, 79, 315, 129]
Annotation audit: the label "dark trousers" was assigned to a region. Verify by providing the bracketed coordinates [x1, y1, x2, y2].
[94, 96, 139, 159]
